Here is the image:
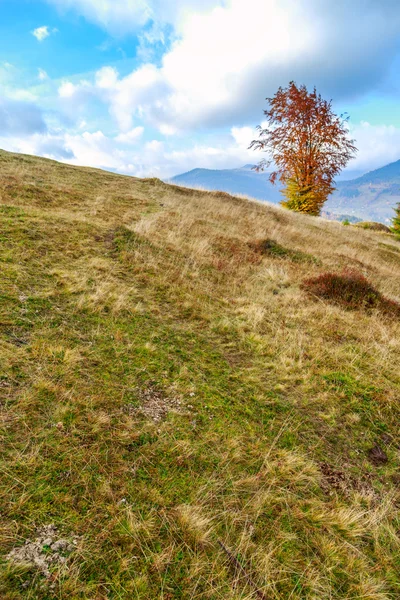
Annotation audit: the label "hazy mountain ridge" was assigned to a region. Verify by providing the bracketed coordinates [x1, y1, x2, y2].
[171, 160, 400, 223]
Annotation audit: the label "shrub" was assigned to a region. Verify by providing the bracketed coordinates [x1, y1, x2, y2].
[250, 239, 320, 264]
[301, 269, 400, 316]
[355, 221, 392, 233]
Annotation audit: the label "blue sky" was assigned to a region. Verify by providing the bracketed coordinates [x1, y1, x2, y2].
[1, 0, 400, 178]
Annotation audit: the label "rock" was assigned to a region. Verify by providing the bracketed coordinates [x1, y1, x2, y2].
[6, 525, 77, 578]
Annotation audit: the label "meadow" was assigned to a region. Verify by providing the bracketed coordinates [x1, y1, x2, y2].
[0, 149, 399, 599]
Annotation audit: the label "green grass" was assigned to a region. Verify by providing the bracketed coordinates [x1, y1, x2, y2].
[0, 149, 399, 599]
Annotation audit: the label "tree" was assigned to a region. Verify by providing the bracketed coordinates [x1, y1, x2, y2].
[392, 202, 400, 238]
[250, 82, 357, 216]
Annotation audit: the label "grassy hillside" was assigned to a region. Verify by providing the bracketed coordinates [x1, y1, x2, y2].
[1, 149, 400, 600]
[171, 162, 400, 224]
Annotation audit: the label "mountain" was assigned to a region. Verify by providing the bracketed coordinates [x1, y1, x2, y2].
[1, 148, 400, 599]
[332, 160, 400, 222]
[170, 164, 283, 203]
[171, 160, 400, 223]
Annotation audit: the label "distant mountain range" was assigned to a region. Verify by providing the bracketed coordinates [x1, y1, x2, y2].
[170, 160, 400, 223]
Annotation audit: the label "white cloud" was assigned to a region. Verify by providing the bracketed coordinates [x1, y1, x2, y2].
[95, 66, 118, 89]
[58, 81, 77, 98]
[1, 132, 73, 159]
[64, 130, 123, 169]
[94, 64, 167, 131]
[115, 126, 144, 144]
[46, 0, 221, 35]
[3, 117, 400, 184]
[57, 1, 400, 136]
[4, 1, 400, 182]
[0, 119, 256, 179]
[38, 68, 49, 81]
[159, 124, 178, 136]
[32, 26, 51, 42]
[348, 122, 400, 173]
[231, 126, 255, 148]
[145, 139, 164, 152]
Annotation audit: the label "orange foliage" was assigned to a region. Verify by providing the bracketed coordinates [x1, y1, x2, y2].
[250, 82, 357, 215]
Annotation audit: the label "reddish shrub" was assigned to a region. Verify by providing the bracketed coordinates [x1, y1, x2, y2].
[380, 297, 400, 318]
[301, 269, 400, 316]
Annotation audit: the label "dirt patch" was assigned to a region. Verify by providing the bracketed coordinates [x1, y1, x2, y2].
[6, 524, 77, 578]
[319, 462, 347, 492]
[367, 444, 388, 466]
[124, 385, 183, 422]
[94, 228, 117, 251]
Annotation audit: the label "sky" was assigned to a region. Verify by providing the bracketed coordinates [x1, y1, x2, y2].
[1, 0, 400, 179]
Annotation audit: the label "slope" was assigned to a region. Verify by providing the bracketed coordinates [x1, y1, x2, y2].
[0, 149, 400, 600]
[171, 161, 400, 224]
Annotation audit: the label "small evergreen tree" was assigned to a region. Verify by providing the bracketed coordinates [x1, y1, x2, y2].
[250, 82, 358, 216]
[392, 202, 400, 238]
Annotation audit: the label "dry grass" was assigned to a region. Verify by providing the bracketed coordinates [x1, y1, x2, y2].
[0, 149, 399, 599]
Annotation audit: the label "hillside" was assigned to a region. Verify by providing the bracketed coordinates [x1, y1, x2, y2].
[1, 148, 400, 600]
[171, 161, 400, 224]
[333, 160, 400, 223]
[171, 164, 283, 204]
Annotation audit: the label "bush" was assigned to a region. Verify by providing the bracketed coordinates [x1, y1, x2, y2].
[301, 269, 400, 316]
[355, 221, 392, 233]
[250, 238, 319, 264]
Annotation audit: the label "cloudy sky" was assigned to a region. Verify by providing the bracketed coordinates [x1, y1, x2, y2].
[1, 0, 400, 179]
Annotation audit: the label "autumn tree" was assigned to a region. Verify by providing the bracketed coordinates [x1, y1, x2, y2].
[250, 82, 357, 216]
[392, 202, 400, 238]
